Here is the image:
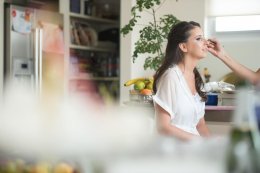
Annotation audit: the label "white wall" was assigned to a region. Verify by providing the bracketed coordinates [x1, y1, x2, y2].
[0, 1, 3, 100]
[120, 0, 134, 104]
[199, 0, 260, 81]
[59, 0, 70, 97]
[206, 0, 260, 16]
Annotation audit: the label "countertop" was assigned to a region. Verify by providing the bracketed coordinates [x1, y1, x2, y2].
[124, 101, 235, 110]
[205, 105, 235, 111]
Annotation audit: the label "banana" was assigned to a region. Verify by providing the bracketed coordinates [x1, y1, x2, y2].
[124, 77, 154, 87]
[124, 78, 145, 86]
[148, 77, 154, 83]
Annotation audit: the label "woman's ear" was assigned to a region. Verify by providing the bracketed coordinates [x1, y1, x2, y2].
[179, 43, 188, 52]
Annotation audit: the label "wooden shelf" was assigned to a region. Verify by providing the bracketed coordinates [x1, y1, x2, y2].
[70, 76, 119, 81]
[70, 44, 116, 52]
[91, 77, 119, 81]
[70, 12, 119, 25]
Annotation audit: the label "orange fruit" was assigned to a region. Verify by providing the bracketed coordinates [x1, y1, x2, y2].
[140, 89, 153, 95]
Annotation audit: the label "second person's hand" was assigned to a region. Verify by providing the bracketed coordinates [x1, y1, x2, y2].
[207, 38, 227, 59]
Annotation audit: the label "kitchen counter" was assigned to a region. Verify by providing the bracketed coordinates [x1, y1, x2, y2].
[205, 105, 234, 122]
[205, 105, 234, 111]
[205, 105, 234, 135]
[123, 101, 234, 122]
[124, 101, 234, 135]
[123, 100, 153, 107]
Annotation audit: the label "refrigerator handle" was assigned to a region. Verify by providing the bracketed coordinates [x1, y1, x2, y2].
[39, 28, 43, 94]
[35, 28, 39, 92]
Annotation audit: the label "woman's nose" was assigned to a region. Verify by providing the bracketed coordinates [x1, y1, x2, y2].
[203, 38, 209, 45]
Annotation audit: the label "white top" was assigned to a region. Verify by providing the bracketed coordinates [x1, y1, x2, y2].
[153, 66, 205, 135]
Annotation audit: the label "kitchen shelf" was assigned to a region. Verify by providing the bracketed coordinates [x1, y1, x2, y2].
[70, 12, 119, 25]
[70, 44, 116, 52]
[67, 0, 120, 102]
[91, 77, 119, 81]
[70, 76, 119, 81]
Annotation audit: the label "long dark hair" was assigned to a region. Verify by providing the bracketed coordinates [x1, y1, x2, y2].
[153, 21, 207, 101]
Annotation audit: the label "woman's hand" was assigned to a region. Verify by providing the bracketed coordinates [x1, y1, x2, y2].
[207, 38, 227, 60]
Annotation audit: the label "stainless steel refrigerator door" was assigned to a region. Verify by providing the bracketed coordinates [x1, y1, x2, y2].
[35, 9, 65, 98]
[5, 4, 65, 99]
[5, 5, 35, 88]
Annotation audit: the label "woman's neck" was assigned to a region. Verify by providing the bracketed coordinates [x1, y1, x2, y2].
[178, 59, 197, 75]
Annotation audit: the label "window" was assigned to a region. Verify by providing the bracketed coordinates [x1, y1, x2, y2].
[215, 15, 260, 32]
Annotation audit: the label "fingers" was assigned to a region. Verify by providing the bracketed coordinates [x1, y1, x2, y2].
[206, 39, 218, 55]
[206, 39, 216, 52]
[207, 38, 217, 42]
[207, 38, 218, 44]
[207, 38, 224, 51]
[207, 40, 215, 49]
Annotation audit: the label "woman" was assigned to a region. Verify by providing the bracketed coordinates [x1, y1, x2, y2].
[207, 38, 260, 85]
[153, 21, 210, 141]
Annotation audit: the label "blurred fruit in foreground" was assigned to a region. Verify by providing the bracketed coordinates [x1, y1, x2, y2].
[33, 162, 51, 173]
[0, 160, 78, 173]
[6, 161, 16, 173]
[134, 81, 145, 90]
[53, 163, 73, 173]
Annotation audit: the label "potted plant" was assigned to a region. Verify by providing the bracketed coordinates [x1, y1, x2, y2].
[121, 0, 180, 71]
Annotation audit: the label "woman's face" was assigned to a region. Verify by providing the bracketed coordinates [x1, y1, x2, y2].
[184, 26, 208, 59]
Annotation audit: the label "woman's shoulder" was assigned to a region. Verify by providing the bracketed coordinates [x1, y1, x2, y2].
[163, 65, 179, 78]
[157, 66, 181, 88]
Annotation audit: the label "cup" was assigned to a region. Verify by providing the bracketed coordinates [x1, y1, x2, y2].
[206, 93, 218, 106]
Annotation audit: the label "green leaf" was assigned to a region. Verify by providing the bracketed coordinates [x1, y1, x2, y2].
[120, 0, 180, 70]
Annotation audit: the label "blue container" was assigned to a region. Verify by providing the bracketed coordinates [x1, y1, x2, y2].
[255, 105, 260, 131]
[70, 0, 81, 13]
[206, 93, 218, 106]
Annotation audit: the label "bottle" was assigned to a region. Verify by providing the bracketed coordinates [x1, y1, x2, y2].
[102, 3, 111, 19]
[253, 86, 260, 159]
[225, 89, 260, 173]
[254, 84, 260, 132]
[84, 0, 93, 16]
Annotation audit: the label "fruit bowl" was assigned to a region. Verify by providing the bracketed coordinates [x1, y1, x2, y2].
[138, 94, 153, 103]
[124, 77, 154, 104]
[129, 89, 153, 103]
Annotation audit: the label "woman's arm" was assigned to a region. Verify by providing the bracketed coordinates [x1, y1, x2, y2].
[207, 38, 260, 85]
[196, 117, 210, 137]
[154, 103, 198, 141]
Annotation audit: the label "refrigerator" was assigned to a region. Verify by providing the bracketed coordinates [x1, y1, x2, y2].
[4, 4, 65, 98]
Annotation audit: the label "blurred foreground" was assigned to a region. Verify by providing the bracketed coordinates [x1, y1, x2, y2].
[0, 84, 228, 173]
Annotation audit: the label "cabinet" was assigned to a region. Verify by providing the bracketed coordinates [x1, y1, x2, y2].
[205, 106, 234, 135]
[67, 0, 120, 103]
